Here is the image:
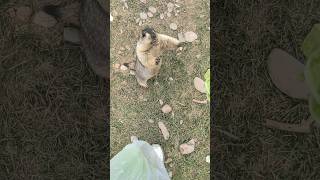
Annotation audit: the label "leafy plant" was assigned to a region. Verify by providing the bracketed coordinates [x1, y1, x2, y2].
[302, 24, 320, 121]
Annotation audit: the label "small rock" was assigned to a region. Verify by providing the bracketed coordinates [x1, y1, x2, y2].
[175, 4, 180, 8]
[168, 171, 173, 178]
[159, 99, 164, 105]
[64, 27, 80, 44]
[178, 33, 185, 42]
[169, 23, 177, 30]
[135, 18, 140, 23]
[140, 0, 147, 3]
[180, 120, 183, 124]
[140, 12, 148, 20]
[148, 119, 154, 123]
[110, 14, 113, 22]
[32, 11, 57, 28]
[16, 6, 32, 22]
[113, 63, 120, 69]
[138, 20, 142, 26]
[6, 8, 16, 18]
[124, 2, 128, 9]
[169, 163, 174, 168]
[184, 31, 198, 42]
[147, 12, 153, 17]
[120, 65, 128, 71]
[169, 77, 174, 81]
[131, 136, 138, 142]
[196, 54, 201, 59]
[167, 12, 171, 17]
[158, 121, 169, 140]
[154, 81, 159, 85]
[160, 13, 164, 19]
[161, 104, 172, 113]
[179, 139, 196, 154]
[194, 77, 206, 93]
[149, 6, 157, 13]
[165, 158, 173, 163]
[120, 47, 125, 51]
[167, 2, 175, 9]
[206, 155, 210, 163]
[129, 70, 135, 75]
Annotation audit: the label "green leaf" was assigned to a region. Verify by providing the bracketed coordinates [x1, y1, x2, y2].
[309, 96, 320, 122]
[305, 55, 320, 103]
[204, 69, 210, 101]
[302, 24, 320, 60]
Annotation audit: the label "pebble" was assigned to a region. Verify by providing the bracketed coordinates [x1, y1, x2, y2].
[120, 65, 128, 71]
[140, 12, 148, 20]
[148, 119, 154, 123]
[206, 155, 210, 163]
[16, 6, 32, 22]
[184, 31, 198, 42]
[196, 54, 201, 59]
[169, 77, 174, 81]
[149, 6, 157, 13]
[169, 23, 177, 30]
[165, 158, 173, 163]
[178, 33, 185, 42]
[160, 13, 164, 19]
[161, 104, 172, 113]
[129, 70, 135, 75]
[64, 27, 80, 44]
[32, 11, 57, 28]
[167, 12, 171, 17]
[140, 0, 147, 3]
[114, 63, 121, 69]
[147, 12, 153, 17]
[159, 99, 164, 105]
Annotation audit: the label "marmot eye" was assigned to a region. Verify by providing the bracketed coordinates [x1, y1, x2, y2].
[142, 33, 146, 38]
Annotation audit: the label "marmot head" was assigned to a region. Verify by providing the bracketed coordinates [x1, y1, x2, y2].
[140, 27, 158, 47]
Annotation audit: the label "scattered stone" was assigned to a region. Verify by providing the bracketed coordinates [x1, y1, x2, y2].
[120, 65, 128, 71]
[167, 12, 171, 17]
[149, 6, 157, 13]
[135, 18, 140, 23]
[168, 77, 174, 81]
[169, 163, 174, 168]
[129, 70, 135, 75]
[184, 31, 198, 42]
[110, 14, 113, 22]
[154, 81, 159, 85]
[158, 121, 169, 140]
[148, 119, 154, 123]
[6, 8, 16, 18]
[147, 12, 153, 17]
[159, 99, 164, 105]
[140, 0, 147, 4]
[206, 155, 210, 163]
[138, 20, 142, 26]
[167, 2, 175, 9]
[16, 6, 32, 22]
[160, 13, 164, 19]
[161, 104, 172, 113]
[140, 12, 148, 20]
[194, 77, 206, 93]
[120, 47, 125, 51]
[180, 120, 183, 124]
[131, 136, 138, 142]
[32, 11, 57, 28]
[196, 54, 201, 59]
[64, 27, 80, 44]
[175, 4, 180, 8]
[179, 139, 196, 155]
[113, 63, 121, 69]
[165, 158, 173, 164]
[124, 2, 128, 9]
[169, 23, 177, 30]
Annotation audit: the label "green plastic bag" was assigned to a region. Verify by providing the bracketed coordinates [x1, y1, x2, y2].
[110, 140, 170, 180]
[302, 24, 320, 121]
[204, 69, 210, 101]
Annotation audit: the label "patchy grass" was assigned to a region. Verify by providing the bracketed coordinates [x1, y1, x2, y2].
[213, 0, 320, 179]
[110, 0, 210, 179]
[0, 1, 108, 179]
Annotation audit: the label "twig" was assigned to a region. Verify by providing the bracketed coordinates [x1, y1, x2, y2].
[264, 118, 313, 133]
[192, 99, 207, 104]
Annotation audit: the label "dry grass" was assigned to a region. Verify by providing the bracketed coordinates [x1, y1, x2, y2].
[213, 0, 320, 179]
[0, 1, 108, 179]
[110, 0, 210, 179]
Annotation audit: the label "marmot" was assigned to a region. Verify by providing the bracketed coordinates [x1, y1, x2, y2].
[135, 27, 181, 88]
